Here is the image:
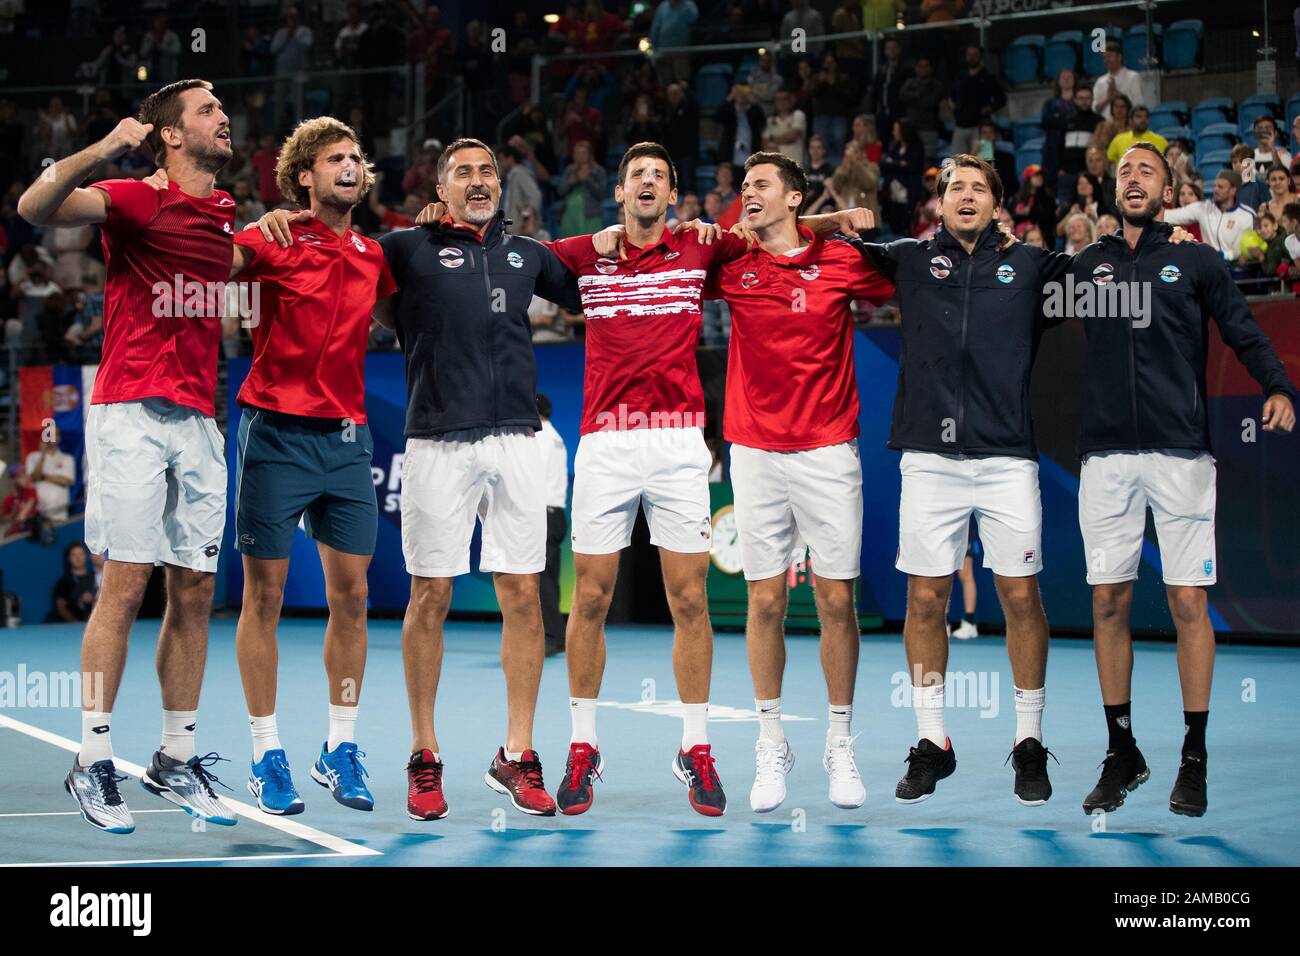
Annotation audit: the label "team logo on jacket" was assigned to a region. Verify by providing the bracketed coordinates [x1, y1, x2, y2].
[799, 264, 820, 281]
[506, 250, 524, 269]
[351, 234, 367, 253]
[996, 264, 1016, 284]
[664, 250, 680, 260]
[1092, 263, 1115, 284]
[1159, 264, 1182, 283]
[740, 271, 759, 288]
[595, 257, 618, 275]
[929, 255, 952, 279]
[438, 247, 464, 268]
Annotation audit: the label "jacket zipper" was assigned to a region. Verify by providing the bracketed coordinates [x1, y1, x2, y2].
[1125, 241, 1141, 451]
[957, 244, 973, 454]
[479, 236, 497, 425]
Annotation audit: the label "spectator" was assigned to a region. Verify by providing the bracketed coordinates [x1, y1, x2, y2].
[1165, 138, 1195, 193]
[851, 113, 884, 164]
[669, 192, 702, 228]
[1106, 106, 1167, 166]
[713, 161, 738, 206]
[459, 20, 497, 134]
[252, 133, 283, 206]
[1164, 170, 1257, 261]
[1057, 172, 1101, 242]
[231, 176, 267, 231]
[271, 6, 314, 130]
[1021, 224, 1047, 249]
[899, 56, 944, 161]
[25, 428, 74, 523]
[81, 25, 138, 91]
[82, 88, 119, 147]
[558, 139, 607, 237]
[912, 166, 941, 239]
[17, 258, 61, 361]
[764, 90, 808, 167]
[1090, 93, 1130, 157]
[334, 1, 368, 67]
[1262, 163, 1297, 223]
[53, 543, 97, 622]
[36, 96, 78, 162]
[868, 37, 909, 137]
[1094, 213, 1120, 237]
[1040, 69, 1078, 184]
[1061, 211, 1095, 255]
[1091, 39, 1142, 121]
[811, 53, 856, 158]
[1012, 164, 1056, 244]
[649, 0, 699, 83]
[403, 139, 444, 202]
[663, 83, 700, 196]
[1084, 145, 1118, 218]
[2, 464, 38, 538]
[879, 118, 925, 236]
[948, 46, 1006, 156]
[43, 223, 93, 291]
[138, 14, 181, 85]
[1252, 115, 1292, 176]
[804, 134, 836, 213]
[702, 190, 724, 222]
[747, 50, 784, 113]
[716, 83, 767, 168]
[1057, 86, 1102, 194]
[1176, 180, 1205, 241]
[561, 85, 604, 159]
[501, 145, 543, 229]
[832, 0, 868, 80]
[625, 93, 667, 145]
[1249, 210, 1292, 283]
[973, 119, 1016, 198]
[778, 0, 825, 60]
[366, 172, 422, 230]
[829, 139, 881, 224]
[64, 287, 104, 363]
[1231, 144, 1271, 212]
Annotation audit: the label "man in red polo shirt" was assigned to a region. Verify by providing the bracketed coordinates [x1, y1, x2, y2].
[210, 117, 395, 816]
[17, 79, 237, 833]
[699, 153, 894, 814]
[546, 143, 753, 817]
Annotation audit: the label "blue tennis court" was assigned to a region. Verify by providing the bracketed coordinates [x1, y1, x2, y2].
[1, 619, 1296, 867]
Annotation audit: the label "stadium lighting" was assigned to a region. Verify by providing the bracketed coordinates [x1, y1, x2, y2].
[638, 37, 652, 53]
[543, 13, 559, 24]
[136, 66, 148, 82]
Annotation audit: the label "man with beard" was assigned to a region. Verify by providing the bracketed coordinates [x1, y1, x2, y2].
[1070, 143, 1295, 818]
[18, 79, 238, 833]
[186, 117, 396, 816]
[377, 138, 582, 820]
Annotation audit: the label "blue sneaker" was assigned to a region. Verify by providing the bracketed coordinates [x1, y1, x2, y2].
[310, 742, 374, 811]
[248, 749, 305, 815]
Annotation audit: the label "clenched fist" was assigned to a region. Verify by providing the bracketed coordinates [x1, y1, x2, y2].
[97, 118, 154, 161]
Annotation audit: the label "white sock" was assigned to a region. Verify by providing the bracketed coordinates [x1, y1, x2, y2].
[80, 710, 113, 764]
[914, 683, 946, 747]
[828, 703, 852, 740]
[327, 703, 358, 751]
[756, 697, 784, 744]
[504, 749, 524, 761]
[161, 709, 197, 762]
[249, 713, 282, 763]
[681, 702, 709, 749]
[1014, 685, 1045, 745]
[569, 697, 598, 746]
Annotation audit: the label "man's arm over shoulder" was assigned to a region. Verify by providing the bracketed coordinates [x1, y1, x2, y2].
[843, 234, 917, 284]
[530, 236, 584, 312]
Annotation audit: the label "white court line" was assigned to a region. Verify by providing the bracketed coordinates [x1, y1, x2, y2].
[5, 853, 342, 867]
[0, 712, 381, 859]
[0, 809, 182, 818]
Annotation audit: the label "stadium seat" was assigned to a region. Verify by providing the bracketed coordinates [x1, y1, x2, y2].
[1148, 108, 1181, 131]
[600, 197, 621, 227]
[1044, 30, 1082, 77]
[1006, 35, 1045, 84]
[1238, 94, 1281, 130]
[695, 63, 733, 111]
[1156, 125, 1194, 148]
[1016, 138, 1044, 179]
[1122, 23, 1161, 71]
[1013, 120, 1044, 148]
[1191, 98, 1233, 136]
[1155, 99, 1189, 120]
[1196, 122, 1239, 155]
[695, 164, 717, 193]
[1197, 149, 1232, 182]
[1082, 27, 1122, 78]
[737, 56, 759, 80]
[1163, 19, 1203, 70]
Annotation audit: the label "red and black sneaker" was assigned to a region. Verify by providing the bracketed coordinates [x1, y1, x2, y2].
[556, 742, 604, 815]
[406, 749, 448, 821]
[485, 747, 556, 816]
[672, 744, 727, 817]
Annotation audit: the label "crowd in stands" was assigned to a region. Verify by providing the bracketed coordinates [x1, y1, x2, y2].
[0, 1, 1298, 365]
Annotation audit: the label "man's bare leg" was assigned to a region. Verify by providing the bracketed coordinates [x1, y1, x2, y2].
[495, 571, 544, 753]
[993, 573, 1049, 742]
[78, 560, 153, 761]
[403, 576, 452, 754]
[154, 564, 216, 760]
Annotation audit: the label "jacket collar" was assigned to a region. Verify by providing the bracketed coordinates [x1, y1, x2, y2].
[934, 221, 1001, 256]
[434, 209, 505, 244]
[1099, 217, 1172, 253]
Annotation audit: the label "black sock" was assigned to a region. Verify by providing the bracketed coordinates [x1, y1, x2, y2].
[1182, 711, 1208, 756]
[962, 613, 975, 625]
[1104, 702, 1134, 751]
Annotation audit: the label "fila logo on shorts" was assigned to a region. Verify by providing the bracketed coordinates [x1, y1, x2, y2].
[929, 256, 952, 279]
[1023, 549, 1035, 564]
[438, 247, 464, 268]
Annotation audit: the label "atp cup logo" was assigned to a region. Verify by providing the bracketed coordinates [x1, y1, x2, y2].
[929, 255, 952, 279]
[438, 247, 464, 268]
[1159, 264, 1182, 283]
[996, 264, 1016, 284]
[506, 250, 524, 269]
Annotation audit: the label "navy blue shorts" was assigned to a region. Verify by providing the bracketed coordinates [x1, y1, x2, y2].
[235, 408, 378, 559]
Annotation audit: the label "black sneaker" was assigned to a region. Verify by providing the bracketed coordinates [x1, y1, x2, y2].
[1007, 738, 1057, 806]
[1169, 752, 1208, 817]
[895, 738, 956, 804]
[672, 744, 726, 817]
[1082, 745, 1150, 814]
